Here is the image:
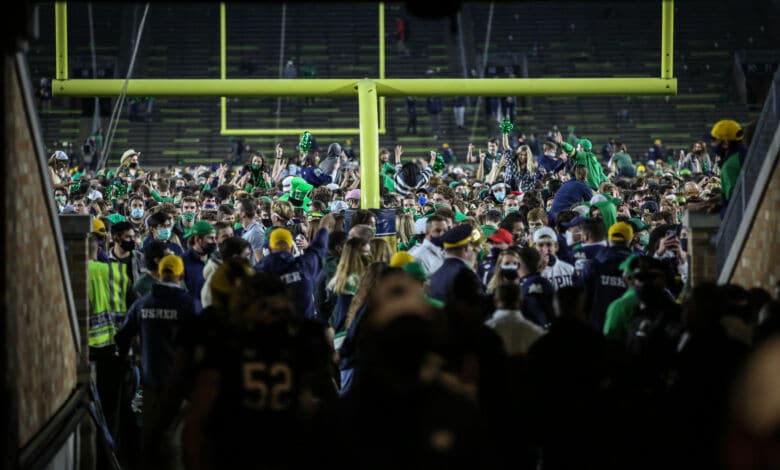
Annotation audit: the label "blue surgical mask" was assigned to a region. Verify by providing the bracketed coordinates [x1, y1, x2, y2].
[494, 192, 505, 202]
[418, 196, 428, 206]
[157, 228, 171, 241]
[203, 203, 217, 210]
[130, 208, 144, 219]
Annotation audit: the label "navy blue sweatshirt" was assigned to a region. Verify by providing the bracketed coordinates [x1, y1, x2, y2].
[254, 228, 329, 321]
[116, 283, 196, 388]
[520, 273, 555, 328]
[549, 180, 593, 220]
[581, 244, 632, 331]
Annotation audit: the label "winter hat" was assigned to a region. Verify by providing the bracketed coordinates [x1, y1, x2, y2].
[578, 139, 593, 152]
[710, 119, 743, 142]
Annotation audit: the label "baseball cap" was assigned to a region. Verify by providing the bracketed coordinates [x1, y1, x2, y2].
[608, 222, 634, 243]
[488, 228, 513, 245]
[532, 227, 558, 244]
[269, 228, 293, 250]
[346, 189, 361, 200]
[158, 254, 184, 277]
[326, 183, 340, 191]
[390, 251, 415, 268]
[190, 221, 215, 236]
[413, 217, 428, 235]
[91, 217, 107, 236]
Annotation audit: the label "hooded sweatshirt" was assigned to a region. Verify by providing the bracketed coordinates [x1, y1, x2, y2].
[318, 143, 342, 180]
[562, 142, 609, 190]
[254, 228, 329, 322]
[549, 179, 593, 219]
[581, 244, 632, 331]
[592, 200, 617, 235]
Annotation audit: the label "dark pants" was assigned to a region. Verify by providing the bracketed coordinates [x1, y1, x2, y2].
[91, 348, 126, 468]
[141, 386, 183, 469]
[407, 114, 417, 134]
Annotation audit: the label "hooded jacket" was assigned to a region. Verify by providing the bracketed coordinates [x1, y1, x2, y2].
[592, 200, 617, 234]
[254, 228, 329, 321]
[318, 143, 342, 180]
[581, 244, 632, 331]
[561, 142, 609, 190]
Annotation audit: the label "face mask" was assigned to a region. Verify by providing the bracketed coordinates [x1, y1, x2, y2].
[639, 233, 650, 247]
[203, 203, 217, 210]
[565, 231, 575, 246]
[130, 208, 144, 219]
[505, 206, 518, 214]
[494, 192, 505, 202]
[530, 225, 542, 233]
[251, 164, 261, 171]
[157, 228, 171, 241]
[418, 196, 427, 206]
[120, 240, 135, 253]
[501, 265, 519, 281]
[680, 239, 687, 252]
[182, 211, 197, 222]
[429, 236, 443, 248]
[55, 195, 67, 205]
[129, 162, 138, 169]
[203, 242, 217, 256]
[261, 218, 273, 228]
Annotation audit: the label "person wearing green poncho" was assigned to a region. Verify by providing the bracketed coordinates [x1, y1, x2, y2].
[556, 132, 609, 190]
[710, 119, 747, 204]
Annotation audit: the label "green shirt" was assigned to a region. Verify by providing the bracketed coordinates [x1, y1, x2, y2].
[612, 152, 633, 171]
[720, 152, 742, 201]
[603, 287, 640, 342]
[562, 142, 609, 190]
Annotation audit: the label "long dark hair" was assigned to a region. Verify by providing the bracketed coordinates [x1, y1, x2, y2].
[400, 161, 421, 186]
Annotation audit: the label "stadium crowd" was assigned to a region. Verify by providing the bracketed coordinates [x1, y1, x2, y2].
[50, 118, 780, 469]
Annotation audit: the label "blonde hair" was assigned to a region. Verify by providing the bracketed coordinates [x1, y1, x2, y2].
[515, 145, 535, 173]
[487, 250, 521, 294]
[271, 200, 294, 224]
[370, 238, 393, 264]
[396, 212, 415, 247]
[344, 262, 386, 330]
[328, 238, 369, 295]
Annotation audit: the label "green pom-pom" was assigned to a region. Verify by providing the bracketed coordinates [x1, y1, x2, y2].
[499, 118, 514, 135]
[432, 153, 445, 173]
[299, 131, 312, 153]
[69, 181, 81, 195]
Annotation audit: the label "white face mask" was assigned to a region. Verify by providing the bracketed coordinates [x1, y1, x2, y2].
[565, 230, 575, 246]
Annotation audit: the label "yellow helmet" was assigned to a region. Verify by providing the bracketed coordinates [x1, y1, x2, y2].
[710, 119, 744, 142]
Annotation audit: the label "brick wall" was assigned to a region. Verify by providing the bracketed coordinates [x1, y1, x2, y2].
[684, 211, 720, 286]
[5, 59, 77, 447]
[730, 148, 780, 291]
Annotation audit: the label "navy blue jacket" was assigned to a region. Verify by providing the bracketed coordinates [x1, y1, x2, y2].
[572, 243, 606, 278]
[539, 153, 566, 174]
[142, 236, 183, 256]
[582, 244, 632, 331]
[429, 257, 483, 303]
[520, 273, 555, 328]
[549, 180, 593, 220]
[116, 283, 196, 388]
[254, 228, 329, 321]
[477, 247, 501, 287]
[301, 166, 333, 188]
[182, 247, 207, 313]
